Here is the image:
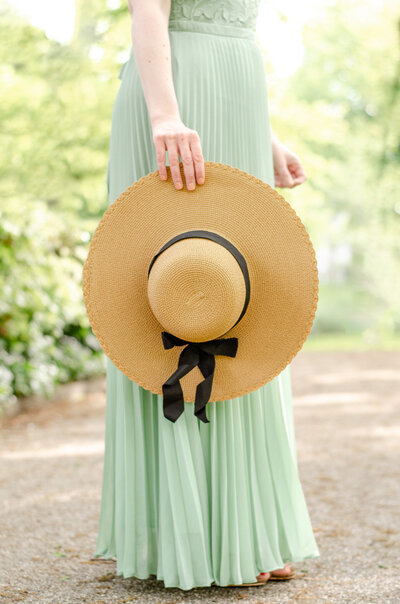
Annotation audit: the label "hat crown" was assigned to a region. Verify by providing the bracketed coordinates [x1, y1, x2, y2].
[147, 237, 247, 342]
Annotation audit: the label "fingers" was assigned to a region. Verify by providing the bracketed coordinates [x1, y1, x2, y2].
[189, 131, 205, 185]
[177, 133, 196, 190]
[152, 121, 205, 191]
[153, 134, 168, 181]
[288, 161, 306, 186]
[273, 147, 306, 189]
[274, 154, 294, 188]
[167, 136, 184, 190]
[176, 131, 206, 190]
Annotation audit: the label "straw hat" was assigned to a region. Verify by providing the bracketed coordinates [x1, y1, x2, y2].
[82, 161, 319, 423]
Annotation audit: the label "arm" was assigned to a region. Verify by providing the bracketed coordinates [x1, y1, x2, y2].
[128, 0, 205, 191]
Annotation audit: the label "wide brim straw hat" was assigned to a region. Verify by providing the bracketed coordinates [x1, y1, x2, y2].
[82, 161, 319, 423]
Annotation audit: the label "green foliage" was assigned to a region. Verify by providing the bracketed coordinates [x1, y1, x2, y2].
[0, 202, 105, 412]
[312, 283, 385, 333]
[266, 0, 400, 335]
[0, 0, 127, 218]
[0, 0, 130, 413]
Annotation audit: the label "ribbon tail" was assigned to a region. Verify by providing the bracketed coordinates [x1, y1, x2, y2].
[194, 377, 212, 423]
[193, 351, 215, 423]
[162, 379, 185, 422]
[162, 344, 200, 423]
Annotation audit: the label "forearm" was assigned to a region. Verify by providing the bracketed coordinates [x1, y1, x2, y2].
[131, 5, 181, 129]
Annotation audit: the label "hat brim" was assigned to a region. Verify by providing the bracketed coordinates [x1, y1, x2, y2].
[82, 161, 318, 402]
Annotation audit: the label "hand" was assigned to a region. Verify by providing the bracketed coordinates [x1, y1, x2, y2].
[152, 117, 205, 191]
[271, 131, 306, 188]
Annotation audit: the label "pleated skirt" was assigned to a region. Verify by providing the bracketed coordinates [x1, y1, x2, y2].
[94, 25, 320, 591]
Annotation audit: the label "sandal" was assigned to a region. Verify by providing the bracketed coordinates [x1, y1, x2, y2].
[212, 572, 270, 587]
[269, 564, 296, 581]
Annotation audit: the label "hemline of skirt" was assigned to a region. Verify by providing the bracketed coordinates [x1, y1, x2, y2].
[93, 548, 321, 591]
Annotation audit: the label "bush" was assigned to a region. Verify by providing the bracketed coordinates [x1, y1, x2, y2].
[0, 201, 105, 415]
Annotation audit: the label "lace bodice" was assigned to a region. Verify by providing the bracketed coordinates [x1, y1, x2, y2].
[169, 0, 261, 32]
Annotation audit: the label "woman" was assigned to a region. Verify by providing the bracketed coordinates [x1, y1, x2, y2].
[94, 0, 320, 590]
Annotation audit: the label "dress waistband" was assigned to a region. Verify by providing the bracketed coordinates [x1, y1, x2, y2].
[167, 19, 256, 41]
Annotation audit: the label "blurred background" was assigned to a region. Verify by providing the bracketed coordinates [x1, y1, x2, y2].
[1, 0, 399, 416]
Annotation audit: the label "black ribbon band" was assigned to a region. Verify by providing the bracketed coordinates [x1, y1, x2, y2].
[161, 331, 238, 423]
[148, 230, 250, 328]
[148, 230, 250, 424]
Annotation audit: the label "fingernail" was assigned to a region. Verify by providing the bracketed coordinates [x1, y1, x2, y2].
[198, 178, 204, 184]
[188, 183, 195, 190]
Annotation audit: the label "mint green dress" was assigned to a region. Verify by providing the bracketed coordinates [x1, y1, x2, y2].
[94, 0, 320, 590]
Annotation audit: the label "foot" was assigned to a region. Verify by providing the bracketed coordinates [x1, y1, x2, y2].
[269, 563, 294, 577]
[217, 572, 271, 587]
[257, 571, 271, 582]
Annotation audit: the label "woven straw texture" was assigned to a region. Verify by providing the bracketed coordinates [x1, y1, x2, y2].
[82, 161, 319, 403]
[147, 236, 248, 342]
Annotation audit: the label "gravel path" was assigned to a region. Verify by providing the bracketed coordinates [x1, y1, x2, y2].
[1, 350, 400, 603]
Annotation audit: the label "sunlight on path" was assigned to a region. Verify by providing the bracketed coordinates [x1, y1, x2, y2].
[1, 350, 399, 602]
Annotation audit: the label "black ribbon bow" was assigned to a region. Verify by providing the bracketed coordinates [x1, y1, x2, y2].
[161, 331, 238, 423]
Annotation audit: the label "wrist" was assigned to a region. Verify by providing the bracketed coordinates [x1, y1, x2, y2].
[151, 112, 182, 131]
[270, 128, 279, 144]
